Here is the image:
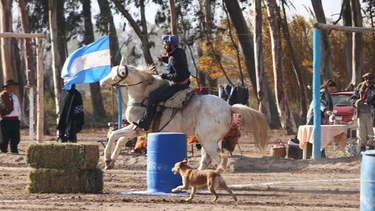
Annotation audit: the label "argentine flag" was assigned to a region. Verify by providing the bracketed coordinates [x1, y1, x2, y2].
[61, 35, 111, 90]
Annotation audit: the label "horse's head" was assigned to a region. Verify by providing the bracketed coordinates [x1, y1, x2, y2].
[100, 56, 131, 86]
[100, 56, 167, 99]
[100, 56, 156, 87]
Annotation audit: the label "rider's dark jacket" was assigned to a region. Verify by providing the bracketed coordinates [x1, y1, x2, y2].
[161, 47, 190, 83]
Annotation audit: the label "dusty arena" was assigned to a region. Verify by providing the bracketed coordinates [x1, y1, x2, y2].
[0, 128, 360, 211]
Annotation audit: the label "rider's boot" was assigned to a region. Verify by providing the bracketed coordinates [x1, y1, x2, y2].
[133, 105, 156, 131]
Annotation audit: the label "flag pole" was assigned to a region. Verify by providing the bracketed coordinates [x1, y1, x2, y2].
[107, 23, 123, 129]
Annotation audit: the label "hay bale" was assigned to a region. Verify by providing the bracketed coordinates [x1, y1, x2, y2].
[26, 143, 99, 170]
[27, 168, 103, 193]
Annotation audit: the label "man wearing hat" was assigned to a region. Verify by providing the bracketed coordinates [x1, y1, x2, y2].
[133, 35, 191, 131]
[351, 72, 375, 152]
[0, 79, 21, 154]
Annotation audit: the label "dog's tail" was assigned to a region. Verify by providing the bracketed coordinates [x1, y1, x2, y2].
[215, 154, 228, 174]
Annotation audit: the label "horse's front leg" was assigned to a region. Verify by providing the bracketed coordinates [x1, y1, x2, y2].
[104, 131, 118, 168]
[109, 136, 128, 167]
[104, 125, 142, 170]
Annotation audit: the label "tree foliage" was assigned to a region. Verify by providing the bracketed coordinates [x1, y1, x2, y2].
[27, 0, 81, 42]
[197, 20, 247, 82]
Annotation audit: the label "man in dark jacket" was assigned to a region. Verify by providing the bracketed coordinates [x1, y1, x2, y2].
[57, 84, 84, 143]
[133, 35, 191, 131]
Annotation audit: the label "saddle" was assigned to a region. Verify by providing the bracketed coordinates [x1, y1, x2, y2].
[158, 87, 195, 109]
[152, 87, 195, 131]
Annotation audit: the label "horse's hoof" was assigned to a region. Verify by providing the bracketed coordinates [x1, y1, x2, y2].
[105, 160, 112, 170]
[104, 160, 115, 170]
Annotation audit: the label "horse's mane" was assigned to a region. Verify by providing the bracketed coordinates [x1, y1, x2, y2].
[135, 65, 156, 81]
[135, 65, 168, 95]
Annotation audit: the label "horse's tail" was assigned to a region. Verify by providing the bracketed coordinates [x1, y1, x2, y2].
[231, 104, 269, 154]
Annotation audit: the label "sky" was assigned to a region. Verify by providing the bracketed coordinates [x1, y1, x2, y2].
[290, 0, 342, 19]
[90, 0, 344, 28]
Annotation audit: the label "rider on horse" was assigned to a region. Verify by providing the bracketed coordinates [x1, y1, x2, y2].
[133, 35, 191, 131]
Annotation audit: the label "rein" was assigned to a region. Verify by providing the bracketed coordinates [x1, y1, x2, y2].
[109, 64, 154, 87]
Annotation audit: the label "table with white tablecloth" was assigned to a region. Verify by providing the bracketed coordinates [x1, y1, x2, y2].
[297, 125, 348, 159]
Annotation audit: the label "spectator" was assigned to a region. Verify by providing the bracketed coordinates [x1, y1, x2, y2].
[57, 84, 84, 143]
[0, 79, 22, 154]
[306, 80, 337, 158]
[351, 72, 375, 152]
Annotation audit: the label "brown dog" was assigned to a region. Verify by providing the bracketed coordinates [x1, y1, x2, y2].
[171, 154, 237, 202]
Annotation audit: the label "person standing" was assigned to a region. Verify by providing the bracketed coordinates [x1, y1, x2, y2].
[133, 35, 191, 131]
[351, 72, 375, 152]
[306, 80, 337, 158]
[0, 79, 21, 154]
[306, 80, 337, 126]
[57, 84, 84, 143]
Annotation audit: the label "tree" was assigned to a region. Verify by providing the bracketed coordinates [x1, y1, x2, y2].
[82, 0, 107, 118]
[342, 0, 353, 83]
[351, 0, 365, 86]
[97, 0, 120, 66]
[0, 0, 13, 80]
[56, 0, 68, 77]
[280, 0, 307, 122]
[48, 0, 63, 113]
[253, 0, 271, 124]
[223, 0, 281, 129]
[168, 0, 177, 35]
[311, 0, 334, 81]
[196, 0, 209, 88]
[17, 0, 36, 86]
[111, 0, 154, 65]
[266, 0, 296, 134]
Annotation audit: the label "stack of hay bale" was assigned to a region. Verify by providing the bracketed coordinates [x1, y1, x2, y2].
[26, 143, 103, 193]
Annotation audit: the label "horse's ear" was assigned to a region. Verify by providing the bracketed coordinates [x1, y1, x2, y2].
[120, 55, 127, 66]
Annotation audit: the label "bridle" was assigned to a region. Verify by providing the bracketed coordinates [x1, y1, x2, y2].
[107, 65, 129, 86]
[108, 64, 152, 87]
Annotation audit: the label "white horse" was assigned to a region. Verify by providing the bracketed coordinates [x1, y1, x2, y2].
[100, 57, 269, 170]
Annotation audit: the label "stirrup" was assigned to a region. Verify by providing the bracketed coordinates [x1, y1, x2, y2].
[132, 121, 140, 131]
[132, 121, 150, 131]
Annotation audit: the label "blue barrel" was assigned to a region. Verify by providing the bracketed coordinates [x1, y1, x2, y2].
[147, 132, 187, 193]
[361, 151, 375, 211]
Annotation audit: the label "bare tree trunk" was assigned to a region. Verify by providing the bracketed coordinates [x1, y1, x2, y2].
[111, 0, 153, 65]
[254, 0, 271, 124]
[48, 0, 62, 114]
[56, 0, 68, 72]
[196, 0, 208, 89]
[311, 0, 334, 81]
[204, 0, 218, 94]
[98, 0, 120, 66]
[82, 0, 107, 118]
[267, 0, 297, 134]
[17, 0, 36, 86]
[169, 0, 177, 35]
[0, 1, 25, 127]
[280, 0, 307, 122]
[0, 0, 13, 80]
[342, 0, 353, 83]
[223, 0, 281, 129]
[350, 0, 365, 86]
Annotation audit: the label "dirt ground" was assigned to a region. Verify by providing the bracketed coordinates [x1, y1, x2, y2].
[0, 128, 361, 211]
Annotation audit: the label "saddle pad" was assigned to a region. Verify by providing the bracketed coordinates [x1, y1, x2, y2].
[159, 87, 195, 109]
